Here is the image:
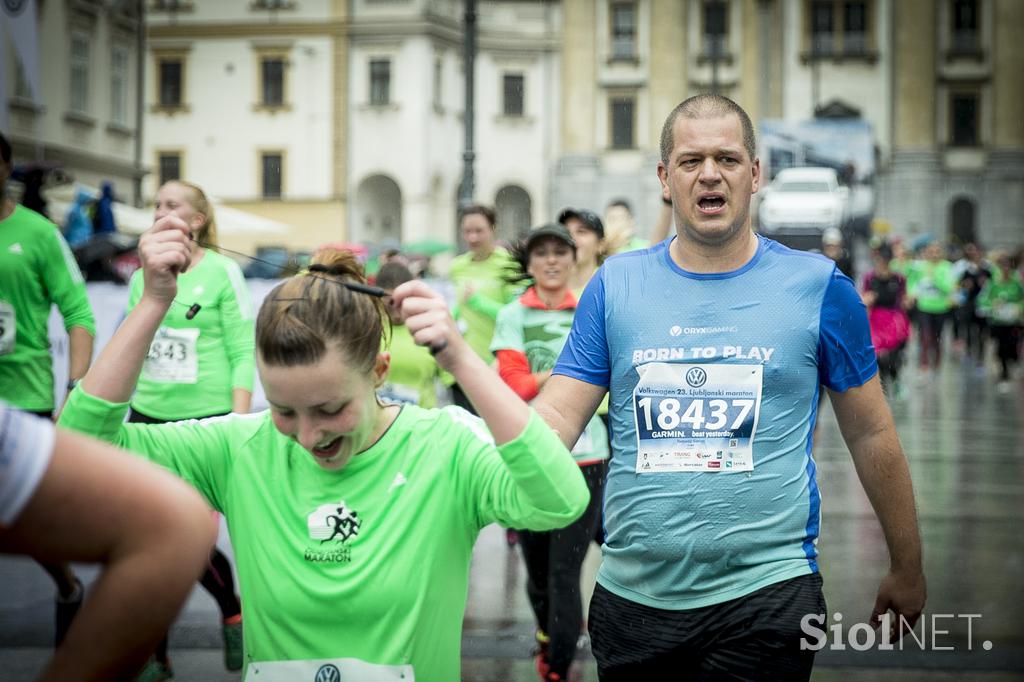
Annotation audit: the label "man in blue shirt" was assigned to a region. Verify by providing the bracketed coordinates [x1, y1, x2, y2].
[534, 94, 926, 680]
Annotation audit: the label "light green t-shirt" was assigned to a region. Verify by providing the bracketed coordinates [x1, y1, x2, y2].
[449, 248, 518, 361]
[907, 259, 955, 314]
[380, 323, 441, 408]
[127, 249, 255, 419]
[491, 294, 608, 465]
[0, 205, 95, 411]
[59, 389, 587, 681]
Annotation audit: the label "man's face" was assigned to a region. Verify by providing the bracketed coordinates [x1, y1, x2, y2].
[461, 213, 495, 254]
[657, 114, 760, 247]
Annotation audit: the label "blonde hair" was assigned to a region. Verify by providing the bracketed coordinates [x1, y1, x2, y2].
[162, 180, 219, 248]
[256, 249, 389, 372]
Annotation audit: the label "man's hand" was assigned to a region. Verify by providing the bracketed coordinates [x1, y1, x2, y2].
[872, 567, 927, 640]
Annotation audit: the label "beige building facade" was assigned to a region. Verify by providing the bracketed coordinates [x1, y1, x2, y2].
[145, 0, 349, 255]
[556, 0, 1023, 248]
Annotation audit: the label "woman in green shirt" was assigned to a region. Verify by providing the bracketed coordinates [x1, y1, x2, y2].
[126, 181, 253, 678]
[60, 215, 588, 681]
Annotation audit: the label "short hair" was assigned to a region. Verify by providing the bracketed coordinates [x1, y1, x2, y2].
[606, 199, 632, 214]
[659, 94, 757, 164]
[375, 261, 414, 291]
[0, 131, 11, 165]
[458, 204, 496, 228]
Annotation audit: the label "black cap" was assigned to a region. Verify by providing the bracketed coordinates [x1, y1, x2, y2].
[525, 223, 576, 252]
[557, 207, 605, 239]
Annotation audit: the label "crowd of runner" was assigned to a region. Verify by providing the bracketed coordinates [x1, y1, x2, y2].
[0, 92, 1018, 681]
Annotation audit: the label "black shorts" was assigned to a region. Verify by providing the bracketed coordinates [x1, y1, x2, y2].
[589, 573, 826, 681]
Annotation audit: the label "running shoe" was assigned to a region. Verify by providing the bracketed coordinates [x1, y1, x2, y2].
[222, 614, 244, 671]
[54, 577, 83, 646]
[532, 629, 551, 680]
[136, 658, 173, 682]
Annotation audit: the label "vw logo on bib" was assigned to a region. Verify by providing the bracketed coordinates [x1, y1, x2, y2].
[685, 367, 707, 388]
[315, 664, 341, 682]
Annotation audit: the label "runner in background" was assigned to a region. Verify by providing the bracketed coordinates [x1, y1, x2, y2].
[0, 403, 214, 682]
[59, 216, 589, 681]
[978, 250, 1024, 393]
[906, 239, 956, 378]
[861, 242, 911, 398]
[492, 223, 608, 682]
[449, 204, 518, 412]
[952, 243, 994, 372]
[375, 261, 445, 408]
[0, 131, 93, 647]
[126, 181, 252, 680]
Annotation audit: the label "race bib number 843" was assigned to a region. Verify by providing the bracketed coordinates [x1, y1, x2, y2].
[142, 327, 200, 384]
[633, 363, 763, 473]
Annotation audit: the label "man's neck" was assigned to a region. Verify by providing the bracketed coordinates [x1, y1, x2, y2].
[471, 246, 494, 262]
[0, 197, 14, 222]
[670, 228, 758, 274]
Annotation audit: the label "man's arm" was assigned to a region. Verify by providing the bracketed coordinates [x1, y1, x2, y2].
[829, 375, 926, 636]
[532, 374, 607, 450]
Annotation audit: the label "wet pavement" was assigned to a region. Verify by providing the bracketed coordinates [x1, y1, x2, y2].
[2, 353, 1022, 680]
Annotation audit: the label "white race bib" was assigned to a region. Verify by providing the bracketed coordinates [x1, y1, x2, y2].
[0, 301, 14, 356]
[244, 657, 414, 682]
[633, 363, 763, 474]
[142, 327, 200, 384]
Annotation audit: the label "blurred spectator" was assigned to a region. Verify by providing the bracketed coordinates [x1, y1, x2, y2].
[92, 181, 117, 235]
[822, 227, 854, 279]
[63, 188, 95, 248]
[951, 243, 994, 369]
[907, 240, 956, 376]
[978, 250, 1023, 393]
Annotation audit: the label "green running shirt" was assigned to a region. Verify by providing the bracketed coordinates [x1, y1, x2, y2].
[59, 389, 588, 680]
[126, 249, 254, 419]
[379, 324, 442, 408]
[0, 205, 95, 411]
[448, 248, 518, 361]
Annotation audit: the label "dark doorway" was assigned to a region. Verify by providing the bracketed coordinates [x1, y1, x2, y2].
[949, 197, 976, 246]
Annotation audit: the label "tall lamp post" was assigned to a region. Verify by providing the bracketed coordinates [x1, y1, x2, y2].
[457, 0, 477, 211]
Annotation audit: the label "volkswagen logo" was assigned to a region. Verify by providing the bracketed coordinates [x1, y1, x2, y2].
[685, 367, 707, 388]
[315, 663, 341, 682]
[3, 0, 28, 16]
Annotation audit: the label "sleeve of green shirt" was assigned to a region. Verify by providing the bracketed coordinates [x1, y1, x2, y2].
[218, 259, 256, 391]
[58, 388, 233, 511]
[489, 302, 524, 355]
[448, 408, 589, 531]
[43, 227, 95, 335]
[465, 291, 505, 321]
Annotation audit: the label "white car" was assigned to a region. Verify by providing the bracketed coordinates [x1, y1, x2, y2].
[757, 167, 849, 237]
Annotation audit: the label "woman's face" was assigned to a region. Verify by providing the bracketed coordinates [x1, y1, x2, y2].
[154, 183, 203, 235]
[259, 347, 389, 471]
[527, 237, 575, 293]
[461, 213, 496, 255]
[565, 218, 601, 265]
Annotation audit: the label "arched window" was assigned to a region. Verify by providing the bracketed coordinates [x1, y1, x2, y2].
[494, 185, 532, 243]
[354, 175, 402, 244]
[949, 197, 976, 247]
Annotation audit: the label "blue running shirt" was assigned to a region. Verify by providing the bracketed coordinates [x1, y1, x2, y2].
[554, 235, 877, 609]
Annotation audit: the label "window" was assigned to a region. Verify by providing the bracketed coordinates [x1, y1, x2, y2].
[703, 1, 729, 56]
[950, 93, 979, 147]
[433, 57, 443, 109]
[262, 153, 283, 198]
[810, 1, 834, 55]
[610, 3, 637, 60]
[111, 46, 129, 124]
[610, 97, 635, 149]
[158, 153, 181, 187]
[843, 1, 867, 53]
[158, 59, 183, 107]
[261, 57, 285, 106]
[369, 59, 391, 106]
[952, 0, 978, 52]
[70, 32, 91, 113]
[502, 73, 524, 117]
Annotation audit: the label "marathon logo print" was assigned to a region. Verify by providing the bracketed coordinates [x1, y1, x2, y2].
[305, 501, 361, 563]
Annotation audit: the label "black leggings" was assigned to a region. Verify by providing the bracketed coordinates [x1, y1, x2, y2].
[991, 325, 1021, 381]
[128, 408, 242, 660]
[915, 311, 948, 369]
[519, 461, 607, 678]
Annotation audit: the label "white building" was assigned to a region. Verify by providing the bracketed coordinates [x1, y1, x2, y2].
[144, 0, 348, 254]
[347, 0, 562, 245]
[3, 0, 144, 206]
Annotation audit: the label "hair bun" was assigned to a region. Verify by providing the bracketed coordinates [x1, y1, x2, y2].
[309, 248, 366, 283]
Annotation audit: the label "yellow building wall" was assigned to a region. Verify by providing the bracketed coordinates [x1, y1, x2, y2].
[219, 201, 347, 257]
[737, 0, 762, 121]
[993, 0, 1024, 147]
[561, 0, 597, 153]
[648, 0, 688, 151]
[893, 0, 937, 148]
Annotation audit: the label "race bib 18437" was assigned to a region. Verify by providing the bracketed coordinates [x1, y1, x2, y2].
[141, 327, 200, 384]
[633, 362, 763, 474]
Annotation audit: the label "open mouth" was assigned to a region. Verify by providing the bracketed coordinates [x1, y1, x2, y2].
[697, 196, 726, 214]
[312, 435, 344, 460]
